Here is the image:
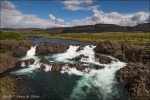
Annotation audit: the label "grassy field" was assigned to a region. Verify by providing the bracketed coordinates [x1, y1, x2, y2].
[25, 32, 150, 43]
[0, 31, 25, 40]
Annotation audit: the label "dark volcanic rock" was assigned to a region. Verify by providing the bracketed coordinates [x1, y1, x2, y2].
[40, 57, 49, 63]
[122, 44, 150, 63]
[36, 42, 69, 55]
[114, 54, 125, 62]
[0, 53, 17, 73]
[94, 40, 122, 55]
[15, 60, 22, 67]
[94, 40, 150, 63]
[95, 53, 112, 64]
[24, 58, 35, 66]
[74, 63, 85, 71]
[0, 40, 35, 57]
[116, 62, 150, 99]
[51, 63, 62, 72]
[76, 45, 85, 52]
[73, 54, 88, 61]
[40, 64, 46, 71]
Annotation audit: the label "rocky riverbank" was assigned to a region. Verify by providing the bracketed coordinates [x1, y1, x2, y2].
[0, 40, 149, 99]
[94, 41, 150, 99]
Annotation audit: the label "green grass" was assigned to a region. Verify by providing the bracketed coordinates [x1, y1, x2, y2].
[0, 31, 25, 40]
[25, 32, 150, 43]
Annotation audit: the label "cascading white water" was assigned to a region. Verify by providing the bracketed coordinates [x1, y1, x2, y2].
[52, 45, 98, 64]
[13, 45, 126, 74]
[12, 45, 127, 99]
[13, 45, 40, 74]
[27, 45, 37, 57]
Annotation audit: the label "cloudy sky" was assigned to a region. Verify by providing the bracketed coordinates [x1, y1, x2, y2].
[0, 0, 149, 28]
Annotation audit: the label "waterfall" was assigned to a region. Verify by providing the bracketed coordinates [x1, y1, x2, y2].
[26, 45, 37, 57]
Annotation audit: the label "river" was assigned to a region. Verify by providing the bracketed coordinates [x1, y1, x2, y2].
[11, 37, 130, 100]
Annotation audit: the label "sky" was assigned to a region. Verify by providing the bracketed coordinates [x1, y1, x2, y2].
[0, 0, 150, 28]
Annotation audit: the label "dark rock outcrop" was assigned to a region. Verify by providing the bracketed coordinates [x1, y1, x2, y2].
[24, 58, 35, 66]
[114, 54, 125, 62]
[94, 40, 122, 55]
[40, 64, 46, 71]
[76, 45, 85, 52]
[94, 40, 150, 63]
[36, 42, 69, 55]
[95, 53, 112, 64]
[74, 63, 85, 71]
[15, 60, 22, 67]
[73, 54, 88, 61]
[0, 53, 17, 73]
[40, 57, 49, 64]
[51, 63, 62, 72]
[0, 40, 35, 57]
[116, 62, 150, 99]
[122, 44, 150, 63]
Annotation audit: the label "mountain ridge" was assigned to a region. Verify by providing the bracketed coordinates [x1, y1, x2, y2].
[1, 23, 149, 33]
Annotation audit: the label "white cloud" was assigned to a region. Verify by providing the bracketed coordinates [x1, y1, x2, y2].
[62, 0, 98, 11]
[0, 0, 15, 10]
[49, 14, 56, 20]
[0, 1, 149, 28]
[1, 1, 66, 28]
[69, 8, 149, 26]
[56, 18, 65, 25]
[131, 12, 150, 24]
[62, 0, 93, 5]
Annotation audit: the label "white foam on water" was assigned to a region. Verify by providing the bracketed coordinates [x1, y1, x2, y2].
[27, 45, 37, 56]
[21, 62, 26, 67]
[20, 45, 38, 60]
[52, 45, 96, 63]
[12, 44, 127, 99]
[11, 60, 40, 75]
[44, 64, 52, 72]
[70, 61, 126, 100]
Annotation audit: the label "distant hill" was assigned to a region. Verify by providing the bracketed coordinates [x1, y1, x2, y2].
[1, 23, 149, 33]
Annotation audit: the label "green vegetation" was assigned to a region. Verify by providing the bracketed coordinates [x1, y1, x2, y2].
[25, 32, 150, 43]
[0, 31, 25, 40]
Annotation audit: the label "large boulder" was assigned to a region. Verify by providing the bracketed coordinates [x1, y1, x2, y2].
[76, 45, 85, 52]
[51, 63, 62, 72]
[40, 57, 48, 63]
[23, 58, 35, 66]
[74, 63, 85, 71]
[40, 64, 46, 71]
[0, 53, 17, 73]
[116, 62, 150, 99]
[0, 40, 35, 57]
[94, 40, 122, 55]
[95, 53, 112, 64]
[73, 54, 88, 61]
[36, 42, 69, 55]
